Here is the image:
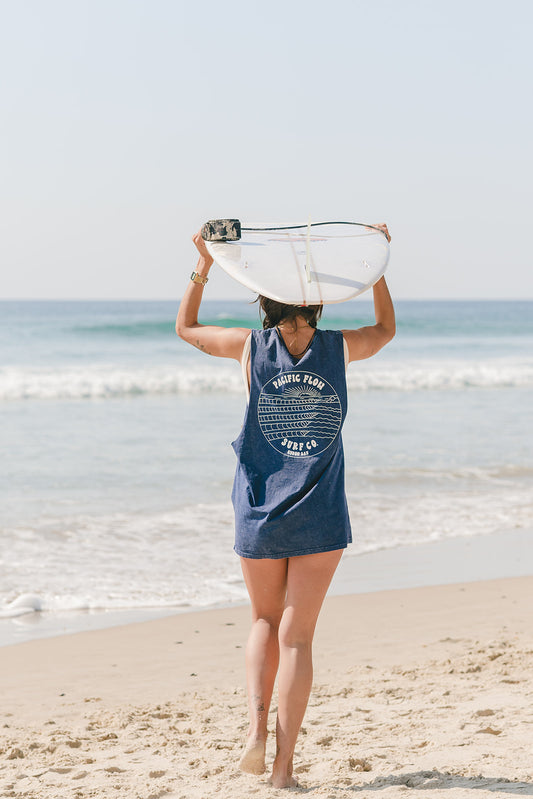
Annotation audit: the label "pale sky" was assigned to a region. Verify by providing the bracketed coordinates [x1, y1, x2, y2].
[1, 0, 532, 300]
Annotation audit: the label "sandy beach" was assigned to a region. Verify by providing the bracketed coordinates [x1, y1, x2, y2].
[1, 575, 532, 798]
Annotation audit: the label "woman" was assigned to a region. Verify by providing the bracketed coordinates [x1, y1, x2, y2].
[176, 226, 395, 788]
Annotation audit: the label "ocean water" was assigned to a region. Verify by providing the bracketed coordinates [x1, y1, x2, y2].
[1, 299, 532, 630]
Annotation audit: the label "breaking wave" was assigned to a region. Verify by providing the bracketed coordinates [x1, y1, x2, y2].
[0, 360, 532, 401]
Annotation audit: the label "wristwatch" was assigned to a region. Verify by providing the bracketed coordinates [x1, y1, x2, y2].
[190, 271, 209, 286]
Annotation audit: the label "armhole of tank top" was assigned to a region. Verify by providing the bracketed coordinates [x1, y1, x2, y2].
[241, 332, 252, 402]
[343, 336, 349, 370]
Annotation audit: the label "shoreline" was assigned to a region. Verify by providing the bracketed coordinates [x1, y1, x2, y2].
[2, 527, 532, 648]
[1, 575, 532, 798]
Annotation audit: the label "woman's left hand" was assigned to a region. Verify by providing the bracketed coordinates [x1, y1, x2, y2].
[192, 230, 214, 264]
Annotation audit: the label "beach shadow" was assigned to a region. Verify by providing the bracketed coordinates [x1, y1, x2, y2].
[296, 770, 533, 794]
[348, 770, 533, 794]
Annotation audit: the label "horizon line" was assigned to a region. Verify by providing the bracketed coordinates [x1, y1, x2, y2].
[1, 296, 532, 303]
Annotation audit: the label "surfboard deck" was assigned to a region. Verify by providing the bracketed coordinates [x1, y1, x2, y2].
[203, 221, 390, 305]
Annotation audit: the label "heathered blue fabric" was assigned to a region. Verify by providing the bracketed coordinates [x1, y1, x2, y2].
[232, 327, 352, 559]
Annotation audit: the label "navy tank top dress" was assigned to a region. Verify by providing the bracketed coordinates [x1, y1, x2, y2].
[231, 327, 352, 559]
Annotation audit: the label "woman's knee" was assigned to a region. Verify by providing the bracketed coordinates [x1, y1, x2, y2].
[252, 611, 283, 632]
[278, 612, 314, 650]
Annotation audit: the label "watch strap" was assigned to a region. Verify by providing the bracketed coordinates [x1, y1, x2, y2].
[190, 271, 209, 286]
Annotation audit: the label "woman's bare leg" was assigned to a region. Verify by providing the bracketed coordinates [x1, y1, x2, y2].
[238, 556, 288, 774]
[271, 549, 343, 788]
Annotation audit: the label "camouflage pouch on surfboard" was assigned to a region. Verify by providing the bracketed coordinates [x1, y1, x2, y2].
[201, 219, 242, 242]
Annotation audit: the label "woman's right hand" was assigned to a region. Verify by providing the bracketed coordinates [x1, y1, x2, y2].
[373, 223, 391, 242]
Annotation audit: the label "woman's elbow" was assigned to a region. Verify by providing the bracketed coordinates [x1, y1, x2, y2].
[176, 319, 200, 343]
[378, 321, 395, 347]
[175, 320, 189, 341]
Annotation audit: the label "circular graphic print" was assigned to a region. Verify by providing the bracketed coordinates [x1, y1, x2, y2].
[257, 370, 342, 458]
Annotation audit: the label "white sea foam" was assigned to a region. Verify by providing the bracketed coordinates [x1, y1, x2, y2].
[344, 485, 533, 557]
[0, 594, 43, 618]
[1, 359, 532, 400]
[0, 503, 246, 616]
[346, 360, 533, 392]
[0, 365, 244, 400]
[1, 481, 531, 617]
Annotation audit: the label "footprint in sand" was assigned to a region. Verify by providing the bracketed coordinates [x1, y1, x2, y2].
[349, 757, 372, 772]
[476, 726, 502, 735]
[65, 739, 82, 748]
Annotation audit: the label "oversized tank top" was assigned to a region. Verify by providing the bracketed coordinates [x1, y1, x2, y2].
[231, 327, 352, 559]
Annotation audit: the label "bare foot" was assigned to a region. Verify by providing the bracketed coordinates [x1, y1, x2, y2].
[238, 737, 266, 775]
[268, 772, 300, 789]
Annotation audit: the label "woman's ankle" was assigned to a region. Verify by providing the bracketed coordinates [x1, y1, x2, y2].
[246, 722, 268, 742]
[272, 753, 293, 776]
[269, 757, 297, 789]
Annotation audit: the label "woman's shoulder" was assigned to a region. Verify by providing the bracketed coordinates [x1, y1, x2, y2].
[319, 327, 343, 335]
[252, 327, 277, 339]
[316, 328, 344, 342]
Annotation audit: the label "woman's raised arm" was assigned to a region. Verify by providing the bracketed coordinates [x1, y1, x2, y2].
[175, 231, 250, 361]
[341, 224, 396, 362]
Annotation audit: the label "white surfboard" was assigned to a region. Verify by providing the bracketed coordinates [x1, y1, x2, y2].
[204, 221, 390, 305]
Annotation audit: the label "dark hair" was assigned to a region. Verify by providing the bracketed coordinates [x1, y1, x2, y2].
[257, 295, 323, 330]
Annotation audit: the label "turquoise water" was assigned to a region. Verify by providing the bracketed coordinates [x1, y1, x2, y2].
[1, 299, 532, 623]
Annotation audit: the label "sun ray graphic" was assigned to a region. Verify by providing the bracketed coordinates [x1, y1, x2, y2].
[283, 385, 321, 401]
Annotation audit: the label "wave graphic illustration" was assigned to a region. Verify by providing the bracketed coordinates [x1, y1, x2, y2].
[258, 392, 342, 448]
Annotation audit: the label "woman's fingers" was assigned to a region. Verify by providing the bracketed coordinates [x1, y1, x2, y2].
[192, 230, 212, 258]
[374, 223, 391, 242]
